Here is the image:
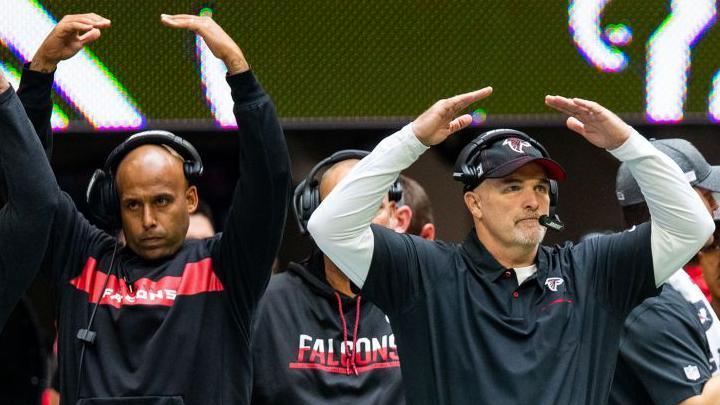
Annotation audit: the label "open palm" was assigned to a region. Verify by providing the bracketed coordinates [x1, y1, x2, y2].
[545, 96, 633, 150]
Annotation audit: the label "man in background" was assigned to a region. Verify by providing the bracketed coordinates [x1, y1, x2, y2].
[397, 174, 435, 241]
[187, 199, 216, 240]
[610, 138, 720, 404]
[251, 151, 435, 404]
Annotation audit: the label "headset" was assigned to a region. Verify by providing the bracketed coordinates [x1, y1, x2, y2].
[452, 129, 563, 231]
[293, 149, 403, 235]
[86, 130, 204, 232]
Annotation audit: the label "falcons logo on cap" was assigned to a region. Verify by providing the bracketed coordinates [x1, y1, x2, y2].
[545, 277, 564, 292]
[503, 138, 531, 153]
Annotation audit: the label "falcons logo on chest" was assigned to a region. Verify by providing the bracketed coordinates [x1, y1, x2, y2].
[503, 138, 531, 153]
[545, 277, 564, 292]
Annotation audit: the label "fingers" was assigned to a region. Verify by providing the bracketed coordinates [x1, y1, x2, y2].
[566, 117, 586, 135]
[161, 14, 203, 30]
[447, 87, 493, 113]
[66, 21, 94, 33]
[77, 28, 101, 44]
[63, 13, 111, 28]
[572, 98, 603, 113]
[545, 95, 584, 116]
[448, 114, 473, 134]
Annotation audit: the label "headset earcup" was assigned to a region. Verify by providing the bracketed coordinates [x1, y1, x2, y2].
[307, 186, 320, 223]
[86, 169, 118, 231]
[184, 161, 203, 179]
[549, 179, 559, 217]
[105, 176, 120, 229]
[389, 180, 403, 203]
[294, 180, 319, 235]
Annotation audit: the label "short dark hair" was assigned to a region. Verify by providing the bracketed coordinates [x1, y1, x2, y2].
[621, 202, 650, 228]
[398, 175, 434, 236]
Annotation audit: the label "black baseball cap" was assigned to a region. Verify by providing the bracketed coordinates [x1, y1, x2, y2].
[479, 137, 566, 181]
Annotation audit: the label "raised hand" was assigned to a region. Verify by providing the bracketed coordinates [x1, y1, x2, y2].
[545, 95, 633, 150]
[411, 87, 493, 146]
[161, 14, 248, 75]
[31, 13, 111, 73]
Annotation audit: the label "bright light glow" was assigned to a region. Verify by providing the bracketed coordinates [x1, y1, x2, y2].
[0, 61, 68, 131]
[604, 24, 632, 47]
[470, 108, 487, 126]
[646, 0, 716, 123]
[708, 70, 720, 122]
[569, 0, 628, 72]
[0, 0, 144, 130]
[195, 8, 237, 129]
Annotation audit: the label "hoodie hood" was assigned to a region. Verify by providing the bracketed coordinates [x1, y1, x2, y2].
[287, 247, 354, 301]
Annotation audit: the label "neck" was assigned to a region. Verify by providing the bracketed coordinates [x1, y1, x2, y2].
[474, 226, 538, 269]
[323, 256, 356, 297]
[712, 298, 720, 319]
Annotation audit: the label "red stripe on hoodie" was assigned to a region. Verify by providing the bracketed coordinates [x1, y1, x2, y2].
[70, 257, 224, 308]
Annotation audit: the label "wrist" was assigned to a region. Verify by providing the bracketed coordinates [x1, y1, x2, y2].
[410, 122, 431, 147]
[0, 79, 10, 94]
[607, 124, 633, 150]
[29, 58, 57, 74]
[224, 57, 249, 75]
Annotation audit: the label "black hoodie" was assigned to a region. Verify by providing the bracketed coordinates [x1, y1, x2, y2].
[251, 250, 405, 404]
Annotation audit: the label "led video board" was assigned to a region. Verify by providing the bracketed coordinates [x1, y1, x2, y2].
[1, 0, 719, 131]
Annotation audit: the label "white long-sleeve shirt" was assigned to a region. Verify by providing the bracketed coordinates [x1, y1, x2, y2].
[308, 124, 714, 288]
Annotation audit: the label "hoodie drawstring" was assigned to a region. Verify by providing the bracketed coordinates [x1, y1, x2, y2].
[334, 292, 362, 376]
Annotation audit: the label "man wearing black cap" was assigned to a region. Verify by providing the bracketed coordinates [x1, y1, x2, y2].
[609, 138, 720, 405]
[308, 91, 714, 404]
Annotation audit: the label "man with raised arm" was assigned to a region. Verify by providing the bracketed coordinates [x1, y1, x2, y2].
[308, 91, 714, 404]
[0, 14, 110, 331]
[0, 65, 59, 330]
[2, 13, 290, 405]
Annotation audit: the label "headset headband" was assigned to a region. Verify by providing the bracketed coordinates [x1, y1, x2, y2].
[104, 130, 203, 177]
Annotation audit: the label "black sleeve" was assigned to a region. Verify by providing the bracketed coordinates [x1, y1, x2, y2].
[0, 65, 54, 205]
[12, 65, 106, 285]
[581, 222, 658, 318]
[362, 224, 442, 315]
[619, 298, 712, 405]
[17, 63, 54, 159]
[0, 87, 59, 330]
[211, 71, 291, 335]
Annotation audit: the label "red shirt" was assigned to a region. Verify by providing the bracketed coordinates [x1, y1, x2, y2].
[685, 265, 712, 302]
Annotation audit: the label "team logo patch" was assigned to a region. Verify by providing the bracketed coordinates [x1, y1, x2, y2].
[684, 364, 701, 381]
[503, 138, 531, 153]
[694, 301, 714, 331]
[545, 277, 564, 292]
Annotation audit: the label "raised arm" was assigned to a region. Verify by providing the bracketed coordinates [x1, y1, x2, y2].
[308, 87, 492, 287]
[0, 14, 109, 206]
[0, 71, 59, 330]
[162, 14, 291, 330]
[545, 96, 714, 285]
[18, 13, 110, 156]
